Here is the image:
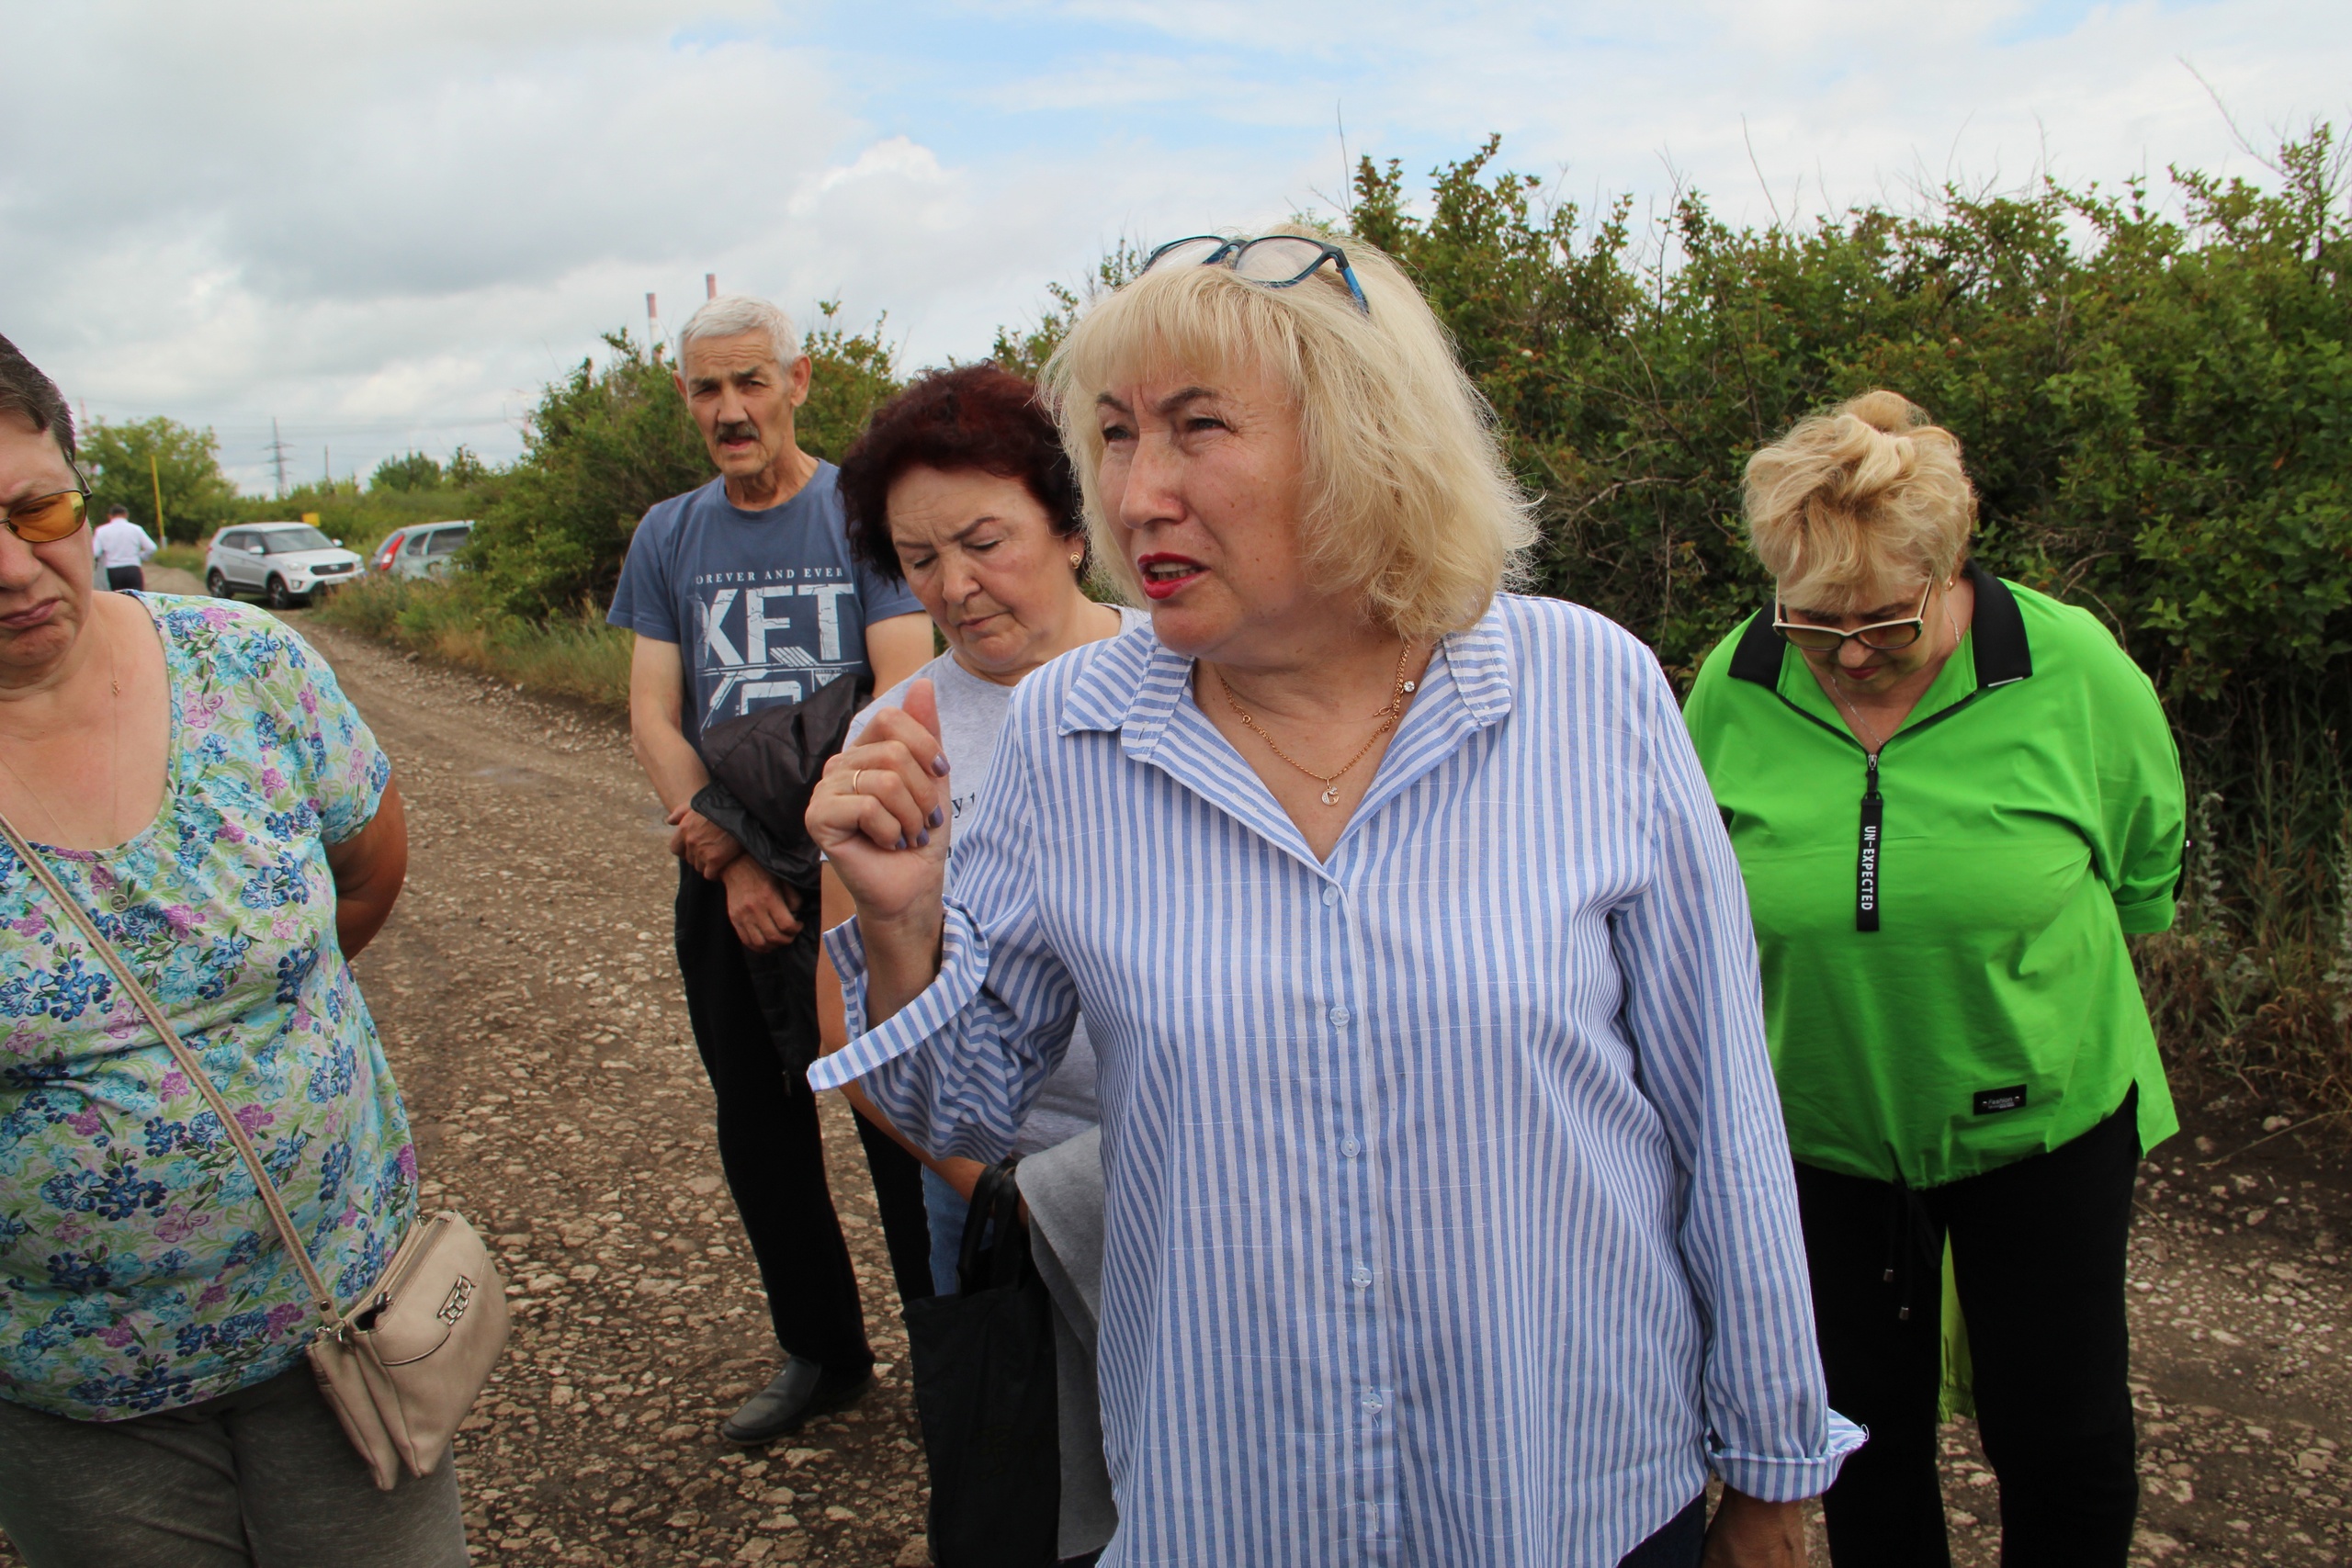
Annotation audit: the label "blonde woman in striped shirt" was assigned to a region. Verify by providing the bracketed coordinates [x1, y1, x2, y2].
[810, 231, 1858, 1568]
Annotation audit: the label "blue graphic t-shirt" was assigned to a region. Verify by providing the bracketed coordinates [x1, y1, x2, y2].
[606, 467, 922, 743]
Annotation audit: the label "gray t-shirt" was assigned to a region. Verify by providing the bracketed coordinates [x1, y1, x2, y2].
[606, 468, 922, 745]
[848, 605, 1148, 1155]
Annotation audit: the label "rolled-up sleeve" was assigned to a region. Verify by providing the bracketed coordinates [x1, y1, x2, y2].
[809, 711, 1081, 1162]
[1611, 660, 1865, 1500]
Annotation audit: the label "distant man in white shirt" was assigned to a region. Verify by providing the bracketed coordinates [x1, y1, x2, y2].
[91, 504, 156, 592]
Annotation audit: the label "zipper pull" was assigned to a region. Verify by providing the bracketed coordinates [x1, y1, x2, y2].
[1856, 750, 1883, 932]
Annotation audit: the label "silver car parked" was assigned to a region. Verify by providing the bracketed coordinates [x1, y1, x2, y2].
[205, 523, 366, 609]
[385, 520, 474, 580]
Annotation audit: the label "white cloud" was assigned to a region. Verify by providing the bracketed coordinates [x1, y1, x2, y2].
[2, 0, 2345, 492]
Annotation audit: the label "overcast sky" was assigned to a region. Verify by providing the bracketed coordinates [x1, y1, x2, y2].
[5, 0, 2346, 495]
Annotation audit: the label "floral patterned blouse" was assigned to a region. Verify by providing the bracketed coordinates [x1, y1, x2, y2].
[0, 595, 411, 1420]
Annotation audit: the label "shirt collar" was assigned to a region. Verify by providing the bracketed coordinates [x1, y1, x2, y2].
[1057, 596, 1519, 758]
[1052, 598, 1517, 873]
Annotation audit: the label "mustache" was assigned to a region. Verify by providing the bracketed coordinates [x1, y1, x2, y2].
[715, 419, 761, 444]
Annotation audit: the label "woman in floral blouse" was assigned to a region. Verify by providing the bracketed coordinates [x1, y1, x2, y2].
[0, 336, 462, 1564]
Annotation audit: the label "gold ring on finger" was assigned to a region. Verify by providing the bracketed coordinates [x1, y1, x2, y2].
[851, 769, 865, 795]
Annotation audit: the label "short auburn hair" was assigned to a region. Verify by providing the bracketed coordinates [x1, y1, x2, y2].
[1743, 389, 1978, 612]
[838, 364, 1084, 583]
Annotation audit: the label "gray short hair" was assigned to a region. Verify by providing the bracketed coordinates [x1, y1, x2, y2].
[676, 296, 801, 370]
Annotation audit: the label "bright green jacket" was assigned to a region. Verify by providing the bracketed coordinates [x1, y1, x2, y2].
[1681, 565, 2185, 1187]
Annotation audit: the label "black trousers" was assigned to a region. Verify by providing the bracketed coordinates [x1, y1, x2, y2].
[1794, 1091, 2142, 1568]
[673, 863, 934, 1372]
[106, 565, 145, 592]
[1618, 1496, 1705, 1568]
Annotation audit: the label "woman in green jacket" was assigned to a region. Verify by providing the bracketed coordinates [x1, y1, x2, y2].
[1681, 390, 2185, 1567]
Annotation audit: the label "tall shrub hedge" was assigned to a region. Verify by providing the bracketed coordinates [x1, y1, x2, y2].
[450, 130, 2349, 1113]
[1347, 131, 2352, 698]
[1343, 130, 2350, 1112]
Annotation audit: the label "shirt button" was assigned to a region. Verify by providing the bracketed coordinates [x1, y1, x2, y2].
[1360, 1394, 1383, 1414]
[1321, 886, 1340, 907]
[1350, 1265, 1373, 1289]
[1328, 1005, 1351, 1027]
[1339, 1135, 1362, 1158]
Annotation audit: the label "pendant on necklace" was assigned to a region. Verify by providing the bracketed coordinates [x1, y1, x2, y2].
[1320, 785, 1341, 807]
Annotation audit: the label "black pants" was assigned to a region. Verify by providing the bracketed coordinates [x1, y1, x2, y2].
[1794, 1091, 2142, 1568]
[106, 565, 145, 592]
[729, 873, 933, 1307]
[1618, 1495, 1705, 1567]
[673, 863, 934, 1372]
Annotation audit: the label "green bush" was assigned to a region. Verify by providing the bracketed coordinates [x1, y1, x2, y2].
[1347, 130, 2351, 1119]
[1347, 131, 2352, 693]
[369, 451, 447, 492]
[80, 417, 244, 543]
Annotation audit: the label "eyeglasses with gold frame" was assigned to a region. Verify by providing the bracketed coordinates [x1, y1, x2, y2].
[2, 469, 92, 545]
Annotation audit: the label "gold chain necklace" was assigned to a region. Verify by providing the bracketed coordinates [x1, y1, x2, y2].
[1214, 640, 1417, 807]
[0, 620, 123, 843]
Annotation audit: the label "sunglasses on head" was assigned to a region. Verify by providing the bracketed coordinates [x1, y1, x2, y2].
[1142, 234, 1373, 316]
[3, 470, 92, 545]
[1772, 579, 1935, 653]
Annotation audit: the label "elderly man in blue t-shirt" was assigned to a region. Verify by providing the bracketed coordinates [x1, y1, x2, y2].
[609, 296, 929, 1443]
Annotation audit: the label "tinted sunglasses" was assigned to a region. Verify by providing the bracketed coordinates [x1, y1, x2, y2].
[3, 473, 91, 545]
[1142, 234, 1373, 315]
[1773, 579, 1934, 652]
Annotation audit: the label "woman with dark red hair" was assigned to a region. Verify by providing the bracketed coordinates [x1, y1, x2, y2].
[822, 364, 1138, 1562]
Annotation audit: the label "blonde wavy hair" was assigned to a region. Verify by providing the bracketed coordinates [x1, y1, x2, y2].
[1743, 389, 1979, 612]
[1042, 227, 1534, 641]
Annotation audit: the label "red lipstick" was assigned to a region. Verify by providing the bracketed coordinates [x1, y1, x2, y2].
[1136, 553, 1204, 602]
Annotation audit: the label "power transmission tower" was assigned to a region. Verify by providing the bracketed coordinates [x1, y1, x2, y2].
[266, 417, 291, 500]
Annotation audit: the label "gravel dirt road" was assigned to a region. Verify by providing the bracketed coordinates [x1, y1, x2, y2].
[6, 582, 2346, 1566]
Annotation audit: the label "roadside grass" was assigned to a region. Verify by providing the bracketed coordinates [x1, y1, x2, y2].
[313, 573, 630, 712]
[2142, 792, 2352, 1133]
[153, 543, 205, 574]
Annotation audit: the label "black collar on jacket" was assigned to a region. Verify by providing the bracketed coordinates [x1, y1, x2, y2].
[1727, 558, 2031, 691]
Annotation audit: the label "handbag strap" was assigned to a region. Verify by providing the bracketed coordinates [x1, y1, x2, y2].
[0, 807, 343, 1329]
[957, 1159, 1031, 1294]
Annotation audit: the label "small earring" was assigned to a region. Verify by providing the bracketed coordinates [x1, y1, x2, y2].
[1069, 555, 1084, 568]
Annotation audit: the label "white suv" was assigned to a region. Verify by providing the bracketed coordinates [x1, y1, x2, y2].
[205, 523, 367, 609]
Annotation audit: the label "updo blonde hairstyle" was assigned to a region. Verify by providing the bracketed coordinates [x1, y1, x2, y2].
[1743, 389, 1978, 612]
[1042, 226, 1534, 641]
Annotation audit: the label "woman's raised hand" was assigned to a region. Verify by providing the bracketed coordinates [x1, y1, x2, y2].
[809, 679, 953, 930]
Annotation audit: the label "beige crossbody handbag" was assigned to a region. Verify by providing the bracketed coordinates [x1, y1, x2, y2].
[0, 808, 509, 1492]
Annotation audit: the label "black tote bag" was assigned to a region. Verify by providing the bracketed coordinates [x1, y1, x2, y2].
[903, 1160, 1061, 1568]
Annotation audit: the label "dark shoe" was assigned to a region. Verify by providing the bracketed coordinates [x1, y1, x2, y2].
[718, 1358, 874, 1446]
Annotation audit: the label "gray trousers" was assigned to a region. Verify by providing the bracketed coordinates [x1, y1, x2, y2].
[1016, 1128, 1116, 1562]
[0, 1362, 467, 1567]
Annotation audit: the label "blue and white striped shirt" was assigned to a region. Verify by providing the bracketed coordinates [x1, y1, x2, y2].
[816, 594, 1860, 1566]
